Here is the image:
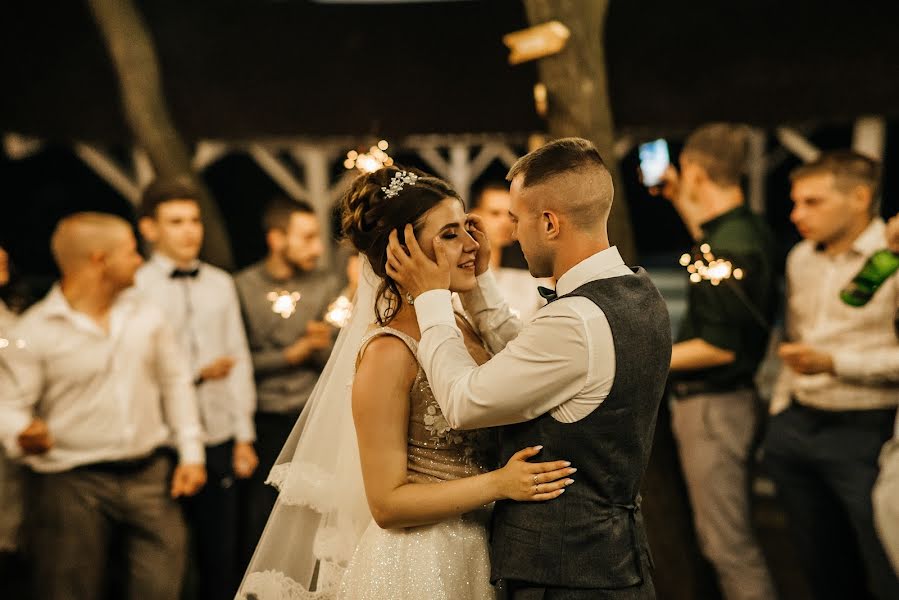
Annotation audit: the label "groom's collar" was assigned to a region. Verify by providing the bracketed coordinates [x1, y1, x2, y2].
[555, 247, 626, 296]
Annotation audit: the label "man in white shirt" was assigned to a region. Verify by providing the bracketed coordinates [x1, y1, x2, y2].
[388, 138, 671, 599]
[136, 178, 258, 600]
[874, 214, 899, 576]
[0, 244, 25, 586]
[0, 213, 206, 600]
[470, 181, 547, 321]
[763, 151, 899, 600]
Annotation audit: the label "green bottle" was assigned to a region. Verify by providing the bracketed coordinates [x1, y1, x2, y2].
[840, 249, 899, 307]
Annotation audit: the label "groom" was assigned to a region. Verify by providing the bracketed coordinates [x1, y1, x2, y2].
[388, 138, 671, 599]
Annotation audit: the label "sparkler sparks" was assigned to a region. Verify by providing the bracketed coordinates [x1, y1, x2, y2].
[324, 295, 354, 328]
[267, 290, 302, 319]
[680, 246, 745, 286]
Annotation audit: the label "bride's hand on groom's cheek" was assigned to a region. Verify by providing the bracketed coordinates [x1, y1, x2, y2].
[386, 225, 451, 298]
[465, 214, 491, 276]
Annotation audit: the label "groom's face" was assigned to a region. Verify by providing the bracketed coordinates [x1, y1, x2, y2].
[509, 175, 553, 278]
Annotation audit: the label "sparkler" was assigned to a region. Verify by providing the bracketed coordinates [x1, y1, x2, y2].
[267, 290, 302, 319]
[344, 140, 394, 173]
[324, 295, 354, 328]
[679, 244, 744, 286]
[678, 243, 767, 329]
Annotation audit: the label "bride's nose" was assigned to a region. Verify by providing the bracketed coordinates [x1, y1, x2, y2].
[462, 229, 479, 253]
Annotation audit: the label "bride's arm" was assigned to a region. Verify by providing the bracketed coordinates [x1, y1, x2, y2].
[353, 336, 575, 530]
[457, 270, 523, 354]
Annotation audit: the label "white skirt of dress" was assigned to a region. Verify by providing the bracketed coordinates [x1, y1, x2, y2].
[339, 510, 496, 600]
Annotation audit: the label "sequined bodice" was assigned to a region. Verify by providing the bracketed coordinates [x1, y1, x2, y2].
[359, 326, 496, 484]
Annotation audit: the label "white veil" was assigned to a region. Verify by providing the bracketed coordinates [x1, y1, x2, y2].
[237, 257, 380, 600]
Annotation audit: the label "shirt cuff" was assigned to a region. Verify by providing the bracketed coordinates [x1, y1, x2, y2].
[177, 440, 206, 466]
[233, 415, 256, 443]
[2, 437, 24, 460]
[1, 414, 33, 460]
[832, 350, 864, 381]
[414, 289, 458, 333]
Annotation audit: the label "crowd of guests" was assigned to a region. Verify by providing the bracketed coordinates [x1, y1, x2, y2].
[657, 124, 899, 600]
[2, 123, 899, 599]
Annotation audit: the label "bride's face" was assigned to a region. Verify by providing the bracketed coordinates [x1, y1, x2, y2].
[415, 198, 480, 292]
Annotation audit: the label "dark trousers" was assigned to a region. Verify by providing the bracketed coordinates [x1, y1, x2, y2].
[29, 451, 186, 600]
[183, 440, 237, 600]
[239, 410, 298, 567]
[763, 403, 899, 600]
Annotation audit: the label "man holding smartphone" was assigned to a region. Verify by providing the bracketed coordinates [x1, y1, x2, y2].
[652, 123, 778, 600]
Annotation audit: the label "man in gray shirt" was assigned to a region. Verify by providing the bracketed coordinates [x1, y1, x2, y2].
[235, 197, 339, 561]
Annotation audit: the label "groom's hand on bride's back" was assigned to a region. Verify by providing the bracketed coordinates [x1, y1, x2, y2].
[492, 445, 577, 503]
[386, 224, 451, 298]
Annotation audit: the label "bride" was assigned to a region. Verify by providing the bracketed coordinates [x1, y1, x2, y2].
[238, 167, 575, 599]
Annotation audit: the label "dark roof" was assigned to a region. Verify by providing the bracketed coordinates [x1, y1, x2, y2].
[3, 0, 898, 142]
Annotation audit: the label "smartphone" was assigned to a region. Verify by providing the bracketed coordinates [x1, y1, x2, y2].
[638, 139, 670, 187]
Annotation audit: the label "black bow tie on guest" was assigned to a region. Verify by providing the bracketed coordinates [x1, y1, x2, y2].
[537, 286, 558, 301]
[170, 267, 200, 279]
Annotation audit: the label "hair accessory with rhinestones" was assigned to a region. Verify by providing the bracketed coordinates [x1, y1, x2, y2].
[381, 171, 419, 199]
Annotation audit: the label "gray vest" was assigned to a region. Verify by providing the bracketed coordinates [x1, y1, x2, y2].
[490, 268, 672, 589]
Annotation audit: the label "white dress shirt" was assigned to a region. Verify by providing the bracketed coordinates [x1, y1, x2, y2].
[772, 218, 899, 414]
[0, 285, 204, 472]
[136, 254, 256, 445]
[414, 247, 633, 430]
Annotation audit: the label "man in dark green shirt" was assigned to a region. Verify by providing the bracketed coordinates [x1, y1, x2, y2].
[674, 204, 776, 393]
[658, 124, 777, 600]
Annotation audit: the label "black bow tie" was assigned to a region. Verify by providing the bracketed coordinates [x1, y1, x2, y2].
[170, 267, 200, 279]
[537, 286, 558, 301]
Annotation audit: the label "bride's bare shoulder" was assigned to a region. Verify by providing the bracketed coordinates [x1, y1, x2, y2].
[356, 333, 417, 378]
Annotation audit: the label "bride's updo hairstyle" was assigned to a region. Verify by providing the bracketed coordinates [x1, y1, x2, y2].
[341, 166, 461, 325]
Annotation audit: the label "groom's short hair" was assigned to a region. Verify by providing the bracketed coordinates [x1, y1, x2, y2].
[506, 137, 613, 230]
[506, 137, 608, 188]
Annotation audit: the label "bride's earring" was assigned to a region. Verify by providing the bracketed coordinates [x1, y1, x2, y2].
[405, 292, 415, 305]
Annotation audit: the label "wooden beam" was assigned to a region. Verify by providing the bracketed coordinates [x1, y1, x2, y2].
[775, 127, 820, 163]
[247, 144, 309, 201]
[192, 141, 230, 171]
[852, 115, 886, 160]
[746, 128, 767, 215]
[73, 143, 140, 205]
[289, 145, 336, 267]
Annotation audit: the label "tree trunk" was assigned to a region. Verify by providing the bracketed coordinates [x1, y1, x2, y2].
[87, 0, 234, 269]
[522, 0, 636, 264]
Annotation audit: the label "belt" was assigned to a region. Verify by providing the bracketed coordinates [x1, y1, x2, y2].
[789, 397, 897, 425]
[76, 448, 172, 475]
[671, 380, 753, 399]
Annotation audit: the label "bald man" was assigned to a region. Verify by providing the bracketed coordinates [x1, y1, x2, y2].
[0, 212, 206, 600]
[389, 138, 672, 599]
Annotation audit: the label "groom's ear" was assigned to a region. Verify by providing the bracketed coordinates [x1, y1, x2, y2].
[543, 210, 561, 240]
